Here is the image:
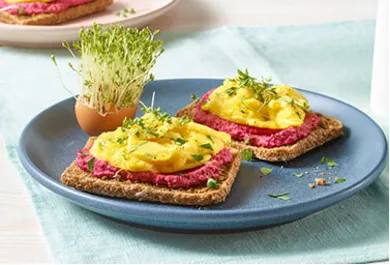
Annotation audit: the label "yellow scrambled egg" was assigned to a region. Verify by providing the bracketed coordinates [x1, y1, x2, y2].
[89, 110, 231, 173]
[201, 78, 310, 129]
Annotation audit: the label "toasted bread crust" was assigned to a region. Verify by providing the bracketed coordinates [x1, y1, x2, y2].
[175, 101, 343, 162]
[0, 0, 113, 25]
[61, 144, 242, 206]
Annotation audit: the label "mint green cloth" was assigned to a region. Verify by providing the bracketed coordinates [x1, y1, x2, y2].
[1, 21, 388, 263]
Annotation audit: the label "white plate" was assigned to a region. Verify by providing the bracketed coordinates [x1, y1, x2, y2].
[0, 0, 179, 47]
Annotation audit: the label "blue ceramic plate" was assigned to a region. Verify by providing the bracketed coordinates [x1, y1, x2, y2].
[18, 79, 387, 231]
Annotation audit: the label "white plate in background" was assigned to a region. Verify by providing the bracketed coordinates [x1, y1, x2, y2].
[0, 0, 179, 47]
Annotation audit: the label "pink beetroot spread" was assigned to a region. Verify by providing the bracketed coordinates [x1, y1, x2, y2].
[195, 89, 321, 148]
[76, 141, 233, 189]
[0, 0, 94, 15]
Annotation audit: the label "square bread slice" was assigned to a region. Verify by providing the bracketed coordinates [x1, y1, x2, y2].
[0, 0, 113, 26]
[61, 139, 242, 206]
[175, 101, 344, 162]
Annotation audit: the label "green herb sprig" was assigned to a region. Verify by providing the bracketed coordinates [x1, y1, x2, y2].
[321, 156, 338, 167]
[268, 192, 291, 201]
[229, 69, 309, 119]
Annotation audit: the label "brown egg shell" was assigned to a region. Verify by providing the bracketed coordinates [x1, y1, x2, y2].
[75, 99, 138, 136]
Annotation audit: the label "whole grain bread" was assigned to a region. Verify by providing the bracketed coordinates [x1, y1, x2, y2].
[61, 140, 242, 206]
[175, 101, 343, 162]
[0, 0, 113, 26]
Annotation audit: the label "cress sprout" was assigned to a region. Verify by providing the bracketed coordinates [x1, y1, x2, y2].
[52, 23, 164, 115]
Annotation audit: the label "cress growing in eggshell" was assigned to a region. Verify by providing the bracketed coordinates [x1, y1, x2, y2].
[51, 23, 164, 135]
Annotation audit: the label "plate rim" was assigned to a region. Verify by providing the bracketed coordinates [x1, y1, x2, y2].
[0, 0, 179, 31]
[17, 78, 388, 224]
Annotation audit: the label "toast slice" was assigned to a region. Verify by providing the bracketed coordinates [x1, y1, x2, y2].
[0, 0, 113, 26]
[175, 101, 344, 162]
[61, 139, 242, 206]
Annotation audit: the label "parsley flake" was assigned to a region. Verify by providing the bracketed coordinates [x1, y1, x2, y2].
[334, 178, 346, 184]
[87, 158, 95, 172]
[207, 178, 218, 189]
[79, 152, 87, 157]
[191, 154, 204, 162]
[260, 167, 273, 175]
[243, 136, 251, 145]
[321, 156, 338, 167]
[241, 149, 253, 161]
[199, 143, 213, 151]
[18, 7, 26, 15]
[128, 141, 148, 153]
[175, 138, 187, 146]
[225, 87, 238, 96]
[206, 135, 214, 143]
[116, 136, 128, 144]
[191, 93, 200, 102]
[268, 192, 291, 201]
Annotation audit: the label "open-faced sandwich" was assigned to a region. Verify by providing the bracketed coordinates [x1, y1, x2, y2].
[176, 69, 343, 162]
[0, 0, 113, 25]
[61, 106, 241, 206]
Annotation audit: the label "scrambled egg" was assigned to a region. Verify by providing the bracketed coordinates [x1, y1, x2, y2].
[89, 110, 231, 173]
[202, 79, 310, 129]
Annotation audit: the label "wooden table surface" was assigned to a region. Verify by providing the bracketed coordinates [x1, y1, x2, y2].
[0, 0, 378, 263]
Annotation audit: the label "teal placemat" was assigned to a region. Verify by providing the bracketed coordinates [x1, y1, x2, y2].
[1, 20, 388, 263]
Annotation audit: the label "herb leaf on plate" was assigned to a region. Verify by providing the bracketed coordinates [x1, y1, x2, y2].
[260, 167, 273, 175]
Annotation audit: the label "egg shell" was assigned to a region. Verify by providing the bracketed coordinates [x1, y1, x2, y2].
[75, 99, 138, 136]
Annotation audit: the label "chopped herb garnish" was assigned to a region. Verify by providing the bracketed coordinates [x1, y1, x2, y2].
[241, 149, 253, 161]
[268, 192, 288, 198]
[80, 152, 87, 157]
[206, 135, 214, 143]
[191, 93, 200, 102]
[201, 100, 208, 106]
[268, 192, 291, 200]
[116, 7, 136, 17]
[334, 178, 346, 184]
[243, 136, 251, 145]
[321, 156, 338, 167]
[207, 178, 218, 189]
[293, 173, 305, 178]
[191, 154, 204, 162]
[260, 167, 273, 175]
[116, 136, 128, 144]
[87, 158, 95, 172]
[18, 7, 26, 15]
[199, 143, 213, 151]
[128, 141, 148, 153]
[175, 138, 187, 146]
[225, 87, 238, 96]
